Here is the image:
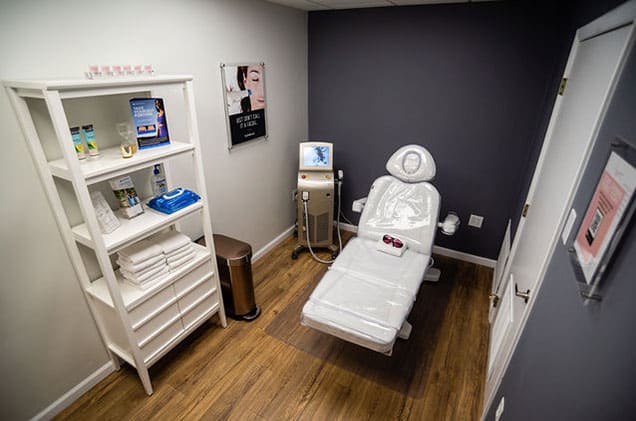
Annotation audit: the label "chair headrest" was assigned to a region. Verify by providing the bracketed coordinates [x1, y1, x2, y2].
[385, 144, 436, 182]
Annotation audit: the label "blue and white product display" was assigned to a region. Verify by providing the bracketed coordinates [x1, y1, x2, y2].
[129, 98, 170, 149]
[147, 188, 201, 214]
[109, 175, 144, 219]
[151, 164, 168, 197]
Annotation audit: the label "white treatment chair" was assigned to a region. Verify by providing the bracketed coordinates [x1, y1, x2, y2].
[300, 144, 459, 355]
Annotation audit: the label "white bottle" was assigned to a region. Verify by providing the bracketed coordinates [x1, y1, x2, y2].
[151, 164, 167, 197]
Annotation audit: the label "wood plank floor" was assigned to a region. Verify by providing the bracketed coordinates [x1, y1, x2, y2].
[57, 232, 491, 420]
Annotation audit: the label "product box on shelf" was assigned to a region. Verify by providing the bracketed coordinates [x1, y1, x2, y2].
[109, 175, 144, 219]
[129, 98, 170, 150]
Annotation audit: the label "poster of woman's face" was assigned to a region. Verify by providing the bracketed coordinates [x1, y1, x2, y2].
[223, 63, 266, 115]
[221, 63, 267, 147]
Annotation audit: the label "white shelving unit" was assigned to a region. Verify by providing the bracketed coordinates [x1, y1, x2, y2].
[4, 75, 227, 395]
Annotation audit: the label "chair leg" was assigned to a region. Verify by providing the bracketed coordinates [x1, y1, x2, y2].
[424, 267, 441, 282]
[398, 320, 412, 340]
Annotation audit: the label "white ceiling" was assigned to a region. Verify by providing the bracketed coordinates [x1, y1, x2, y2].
[265, 0, 496, 11]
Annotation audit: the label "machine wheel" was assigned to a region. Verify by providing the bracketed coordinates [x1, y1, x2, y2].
[291, 251, 299, 260]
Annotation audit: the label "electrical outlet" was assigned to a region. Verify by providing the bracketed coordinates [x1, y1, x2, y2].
[468, 214, 484, 228]
[495, 396, 505, 421]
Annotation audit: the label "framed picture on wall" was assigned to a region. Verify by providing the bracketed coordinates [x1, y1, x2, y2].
[220, 62, 267, 149]
[570, 137, 636, 296]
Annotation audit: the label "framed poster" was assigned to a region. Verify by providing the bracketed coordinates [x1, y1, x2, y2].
[570, 138, 636, 296]
[220, 62, 267, 149]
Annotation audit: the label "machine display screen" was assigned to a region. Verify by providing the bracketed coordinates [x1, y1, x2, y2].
[303, 145, 330, 168]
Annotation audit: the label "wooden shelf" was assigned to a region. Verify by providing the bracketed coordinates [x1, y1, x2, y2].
[71, 201, 203, 254]
[87, 244, 211, 311]
[49, 141, 194, 185]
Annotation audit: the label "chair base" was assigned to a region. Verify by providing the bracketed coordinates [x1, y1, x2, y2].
[291, 242, 339, 260]
[423, 267, 441, 282]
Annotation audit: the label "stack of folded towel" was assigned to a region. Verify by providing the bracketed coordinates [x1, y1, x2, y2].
[153, 231, 195, 271]
[117, 239, 168, 287]
[116, 231, 196, 288]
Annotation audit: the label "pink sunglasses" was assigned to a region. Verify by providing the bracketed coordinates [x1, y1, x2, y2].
[382, 234, 403, 248]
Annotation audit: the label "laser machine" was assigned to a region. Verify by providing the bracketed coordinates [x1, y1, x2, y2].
[292, 141, 342, 262]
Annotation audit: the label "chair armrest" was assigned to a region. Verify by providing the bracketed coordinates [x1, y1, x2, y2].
[352, 197, 367, 213]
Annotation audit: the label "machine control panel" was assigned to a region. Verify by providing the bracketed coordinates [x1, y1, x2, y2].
[299, 172, 332, 180]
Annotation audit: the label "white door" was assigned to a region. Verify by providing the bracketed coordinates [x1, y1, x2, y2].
[484, 2, 636, 415]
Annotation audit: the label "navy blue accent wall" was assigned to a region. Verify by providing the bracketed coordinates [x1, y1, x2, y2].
[485, 39, 636, 420]
[509, 0, 628, 237]
[308, 1, 571, 259]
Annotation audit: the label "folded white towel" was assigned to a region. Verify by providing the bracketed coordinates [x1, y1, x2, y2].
[122, 264, 169, 284]
[166, 243, 193, 259]
[153, 231, 192, 255]
[168, 253, 195, 271]
[123, 276, 163, 290]
[120, 259, 166, 278]
[118, 239, 163, 265]
[117, 254, 166, 274]
[167, 246, 194, 264]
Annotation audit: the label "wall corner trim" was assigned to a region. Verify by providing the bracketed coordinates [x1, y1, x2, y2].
[31, 361, 116, 421]
[252, 225, 296, 262]
[338, 222, 496, 268]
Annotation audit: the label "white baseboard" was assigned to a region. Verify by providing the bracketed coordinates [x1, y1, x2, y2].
[252, 225, 295, 262]
[432, 245, 496, 268]
[31, 361, 115, 421]
[337, 221, 358, 233]
[336, 222, 495, 268]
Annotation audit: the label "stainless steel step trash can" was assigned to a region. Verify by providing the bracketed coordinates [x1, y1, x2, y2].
[213, 234, 260, 321]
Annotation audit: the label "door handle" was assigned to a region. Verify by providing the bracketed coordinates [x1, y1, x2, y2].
[489, 293, 500, 308]
[515, 283, 531, 304]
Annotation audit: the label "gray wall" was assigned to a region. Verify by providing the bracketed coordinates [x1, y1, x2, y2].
[484, 36, 636, 421]
[308, 1, 570, 259]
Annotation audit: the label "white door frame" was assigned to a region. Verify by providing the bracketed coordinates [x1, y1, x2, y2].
[482, 1, 636, 417]
[489, 220, 511, 324]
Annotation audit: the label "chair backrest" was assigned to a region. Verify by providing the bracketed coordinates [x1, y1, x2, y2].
[357, 145, 440, 255]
